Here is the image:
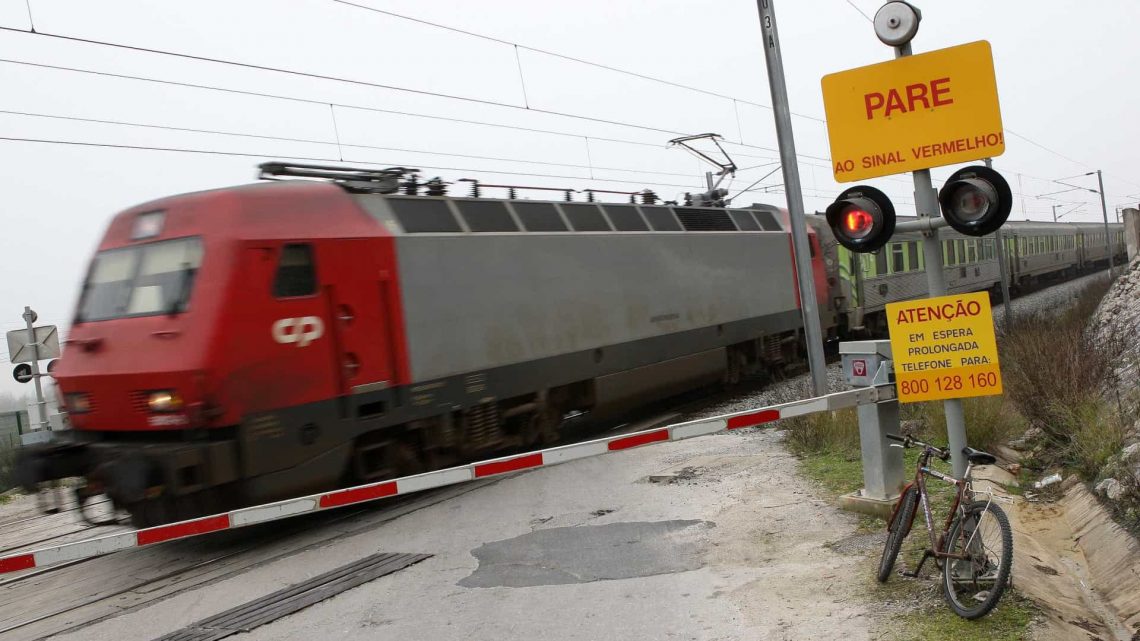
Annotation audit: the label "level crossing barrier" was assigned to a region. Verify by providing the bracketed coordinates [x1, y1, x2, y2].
[0, 379, 897, 575]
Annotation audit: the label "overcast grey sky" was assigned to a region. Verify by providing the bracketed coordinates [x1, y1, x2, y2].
[1, 0, 1138, 397]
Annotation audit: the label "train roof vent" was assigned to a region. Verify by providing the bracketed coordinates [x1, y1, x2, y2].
[673, 207, 737, 231]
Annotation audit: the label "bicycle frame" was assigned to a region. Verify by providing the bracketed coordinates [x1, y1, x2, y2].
[899, 444, 974, 575]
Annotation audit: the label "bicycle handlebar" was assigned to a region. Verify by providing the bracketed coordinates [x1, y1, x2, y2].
[884, 434, 951, 462]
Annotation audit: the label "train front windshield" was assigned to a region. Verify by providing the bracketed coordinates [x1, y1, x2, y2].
[76, 237, 203, 322]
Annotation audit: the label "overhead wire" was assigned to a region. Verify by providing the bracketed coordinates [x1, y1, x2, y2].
[0, 134, 800, 198]
[0, 56, 801, 168]
[0, 108, 718, 180]
[327, 0, 828, 124]
[0, 26, 834, 162]
[0, 15, 1123, 221]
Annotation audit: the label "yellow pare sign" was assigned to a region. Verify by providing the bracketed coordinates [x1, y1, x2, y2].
[886, 292, 1002, 403]
[821, 41, 1004, 182]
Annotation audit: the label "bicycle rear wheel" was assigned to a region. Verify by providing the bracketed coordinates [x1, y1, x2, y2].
[941, 500, 1013, 619]
[877, 485, 917, 583]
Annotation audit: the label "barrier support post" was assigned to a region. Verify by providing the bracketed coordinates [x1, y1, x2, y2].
[837, 340, 905, 517]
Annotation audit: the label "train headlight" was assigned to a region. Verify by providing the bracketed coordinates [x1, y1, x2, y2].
[147, 390, 183, 413]
[938, 165, 1012, 237]
[825, 185, 896, 253]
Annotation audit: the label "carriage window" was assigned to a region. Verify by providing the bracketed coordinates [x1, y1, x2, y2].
[273, 244, 317, 298]
[907, 242, 919, 270]
[890, 243, 905, 273]
[875, 250, 887, 275]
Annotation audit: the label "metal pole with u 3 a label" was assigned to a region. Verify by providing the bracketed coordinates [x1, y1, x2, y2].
[754, 0, 829, 397]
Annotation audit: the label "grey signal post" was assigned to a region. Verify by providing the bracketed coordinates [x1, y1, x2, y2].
[755, 0, 829, 396]
[23, 306, 49, 432]
[892, 38, 969, 479]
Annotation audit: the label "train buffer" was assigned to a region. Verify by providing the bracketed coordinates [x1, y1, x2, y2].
[0, 375, 898, 575]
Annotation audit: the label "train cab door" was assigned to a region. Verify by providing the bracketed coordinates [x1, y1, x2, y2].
[229, 242, 340, 415]
[313, 239, 396, 409]
[228, 241, 344, 487]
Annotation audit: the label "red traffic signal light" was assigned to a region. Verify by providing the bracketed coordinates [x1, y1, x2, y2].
[825, 185, 896, 253]
[938, 165, 1012, 237]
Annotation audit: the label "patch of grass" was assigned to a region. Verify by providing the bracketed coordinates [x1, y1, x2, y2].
[782, 408, 861, 457]
[891, 593, 1037, 641]
[796, 448, 863, 497]
[910, 396, 1028, 455]
[1058, 400, 1127, 480]
[1000, 279, 1120, 444]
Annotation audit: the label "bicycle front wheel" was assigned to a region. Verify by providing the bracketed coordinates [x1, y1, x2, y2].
[877, 485, 917, 583]
[941, 500, 1013, 619]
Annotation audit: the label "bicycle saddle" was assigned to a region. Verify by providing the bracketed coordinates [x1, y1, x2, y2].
[962, 446, 997, 465]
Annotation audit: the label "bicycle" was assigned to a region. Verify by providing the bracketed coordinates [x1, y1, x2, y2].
[876, 433, 1013, 619]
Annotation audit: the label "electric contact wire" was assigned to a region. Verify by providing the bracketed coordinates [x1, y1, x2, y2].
[2, 30, 1102, 212]
[327, 0, 828, 124]
[0, 26, 833, 163]
[0, 108, 714, 180]
[0, 57, 794, 167]
[0, 135, 801, 197]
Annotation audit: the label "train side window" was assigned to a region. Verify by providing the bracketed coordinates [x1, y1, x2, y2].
[860, 253, 876, 276]
[273, 244, 316, 298]
[890, 243, 904, 273]
[956, 239, 966, 263]
[967, 240, 978, 263]
[907, 242, 919, 271]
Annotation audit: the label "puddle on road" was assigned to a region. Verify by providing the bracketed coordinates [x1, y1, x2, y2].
[459, 520, 713, 588]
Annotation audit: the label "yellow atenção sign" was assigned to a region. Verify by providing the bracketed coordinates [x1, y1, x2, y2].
[886, 291, 1002, 403]
[821, 41, 1004, 182]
